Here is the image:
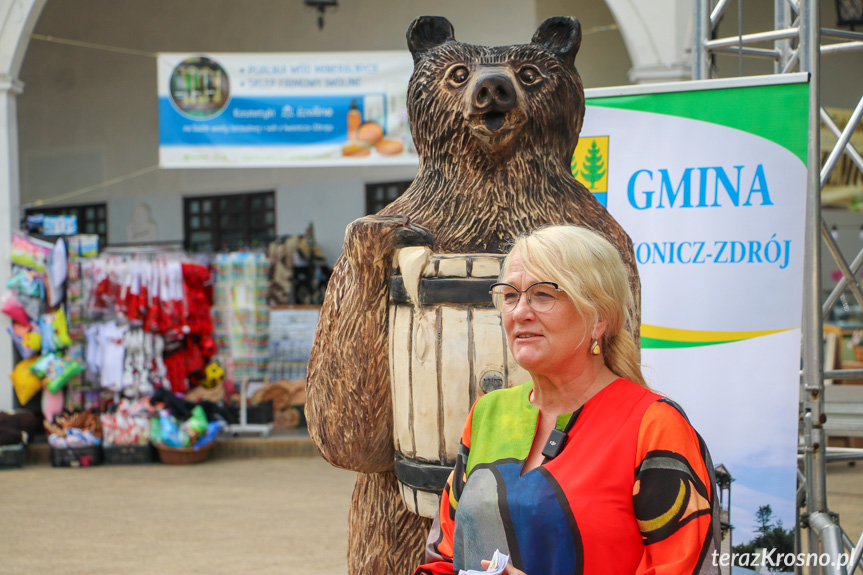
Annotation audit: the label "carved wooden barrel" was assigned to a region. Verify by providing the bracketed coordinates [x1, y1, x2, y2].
[389, 250, 530, 517]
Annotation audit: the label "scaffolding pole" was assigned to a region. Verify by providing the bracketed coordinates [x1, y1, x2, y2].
[692, 0, 863, 573]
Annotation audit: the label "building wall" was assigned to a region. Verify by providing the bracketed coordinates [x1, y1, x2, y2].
[15, 0, 863, 263]
[16, 0, 542, 261]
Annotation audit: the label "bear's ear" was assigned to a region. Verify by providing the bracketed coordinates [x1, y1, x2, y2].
[407, 16, 456, 62]
[532, 17, 581, 65]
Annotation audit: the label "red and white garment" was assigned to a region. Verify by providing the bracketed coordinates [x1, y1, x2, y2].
[96, 320, 129, 393]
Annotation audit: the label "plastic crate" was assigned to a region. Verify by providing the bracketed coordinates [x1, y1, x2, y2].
[50, 445, 103, 468]
[103, 444, 154, 465]
[247, 400, 274, 424]
[228, 400, 274, 424]
[0, 443, 26, 469]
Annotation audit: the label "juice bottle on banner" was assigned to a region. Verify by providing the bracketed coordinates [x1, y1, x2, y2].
[347, 100, 361, 140]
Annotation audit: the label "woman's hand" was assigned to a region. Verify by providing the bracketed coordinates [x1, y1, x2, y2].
[480, 559, 527, 575]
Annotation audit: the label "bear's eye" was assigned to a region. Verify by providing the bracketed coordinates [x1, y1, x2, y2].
[448, 66, 470, 85]
[518, 66, 541, 85]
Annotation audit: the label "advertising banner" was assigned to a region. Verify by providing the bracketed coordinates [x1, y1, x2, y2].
[577, 75, 809, 549]
[157, 52, 416, 168]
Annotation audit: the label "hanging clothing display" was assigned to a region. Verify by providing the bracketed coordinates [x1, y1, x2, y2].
[213, 252, 269, 383]
[80, 251, 215, 396]
[94, 320, 128, 393]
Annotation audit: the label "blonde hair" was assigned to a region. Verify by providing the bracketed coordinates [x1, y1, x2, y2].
[500, 224, 646, 388]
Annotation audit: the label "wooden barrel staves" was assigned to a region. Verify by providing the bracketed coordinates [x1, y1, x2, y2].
[389, 249, 530, 518]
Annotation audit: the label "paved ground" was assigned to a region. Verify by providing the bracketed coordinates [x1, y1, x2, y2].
[1, 456, 355, 575]
[1, 451, 861, 575]
[823, 460, 863, 544]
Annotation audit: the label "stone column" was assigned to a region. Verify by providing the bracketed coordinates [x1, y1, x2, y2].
[0, 0, 48, 410]
[0, 74, 23, 410]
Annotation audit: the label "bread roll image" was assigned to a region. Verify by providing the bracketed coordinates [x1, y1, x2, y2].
[375, 138, 404, 155]
[356, 122, 384, 145]
[342, 141, 371, 157]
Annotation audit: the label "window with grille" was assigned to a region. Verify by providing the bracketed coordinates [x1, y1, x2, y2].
[24, 203, 108, 246]
[184, 191, 276, 253]
[365, 180, 412, 214]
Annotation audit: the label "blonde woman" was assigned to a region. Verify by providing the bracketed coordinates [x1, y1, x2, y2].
[415, 225, 720, 575]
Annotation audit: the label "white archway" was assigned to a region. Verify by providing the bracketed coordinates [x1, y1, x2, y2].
[603, 0, 692, 83]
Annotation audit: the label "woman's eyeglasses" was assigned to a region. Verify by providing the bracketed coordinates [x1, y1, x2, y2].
[489, 282, 563, 313]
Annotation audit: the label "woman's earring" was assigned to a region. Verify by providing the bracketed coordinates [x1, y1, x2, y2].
[590, 340, 601, 356]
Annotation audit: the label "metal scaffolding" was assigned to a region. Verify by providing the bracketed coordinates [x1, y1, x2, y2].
[693, 1, 863, 574]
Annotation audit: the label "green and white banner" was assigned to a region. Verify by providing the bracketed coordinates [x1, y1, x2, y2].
[580, 74, 809, 544]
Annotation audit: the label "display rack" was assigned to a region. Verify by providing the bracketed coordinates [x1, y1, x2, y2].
[693, 2, 863, 573]
[226, 378, 272, 437]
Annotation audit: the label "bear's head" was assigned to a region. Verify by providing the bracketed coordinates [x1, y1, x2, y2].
[406, 16, 584, 168]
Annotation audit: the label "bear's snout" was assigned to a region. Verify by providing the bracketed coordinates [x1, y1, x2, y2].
[472, 72, 517, 113]
[463, 68, 527, 151]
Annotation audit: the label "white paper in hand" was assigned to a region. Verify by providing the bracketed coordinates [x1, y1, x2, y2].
[457, 549, 510, 575]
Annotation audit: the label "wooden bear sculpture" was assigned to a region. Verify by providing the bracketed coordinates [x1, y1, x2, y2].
[306, 15, 639, 575]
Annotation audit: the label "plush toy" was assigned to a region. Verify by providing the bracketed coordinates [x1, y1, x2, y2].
[41, 388, 65, 423]
[1, 292, 31, 326]
[306, 17, 640, 575]
[39, 305, 73, 354]
[10, 356, 43, 405]
[158, 411, 187, 447]
[8, 323, 41, 359]
[192, 420, 224, 448]
[6, 270, 46, 320]
[30, 352, 83, 394]
[180, 404, 209, 444]
[203, 362, 225, 389]
[5, 269, 46, 300]
[10, 232, 50, 273]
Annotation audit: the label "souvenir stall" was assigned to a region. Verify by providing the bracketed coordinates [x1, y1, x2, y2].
[75, 245, 222, 463]
[2, 232, 226, 467]
[1, 232, 89, 467]
[2, 224, 328, 468]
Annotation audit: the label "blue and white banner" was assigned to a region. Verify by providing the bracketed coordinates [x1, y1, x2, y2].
[157, 52, 416, 168]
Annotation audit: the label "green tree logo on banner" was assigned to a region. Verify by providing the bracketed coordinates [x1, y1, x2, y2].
[571, 136, 609, 205]
[578, 140, 607, 190]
